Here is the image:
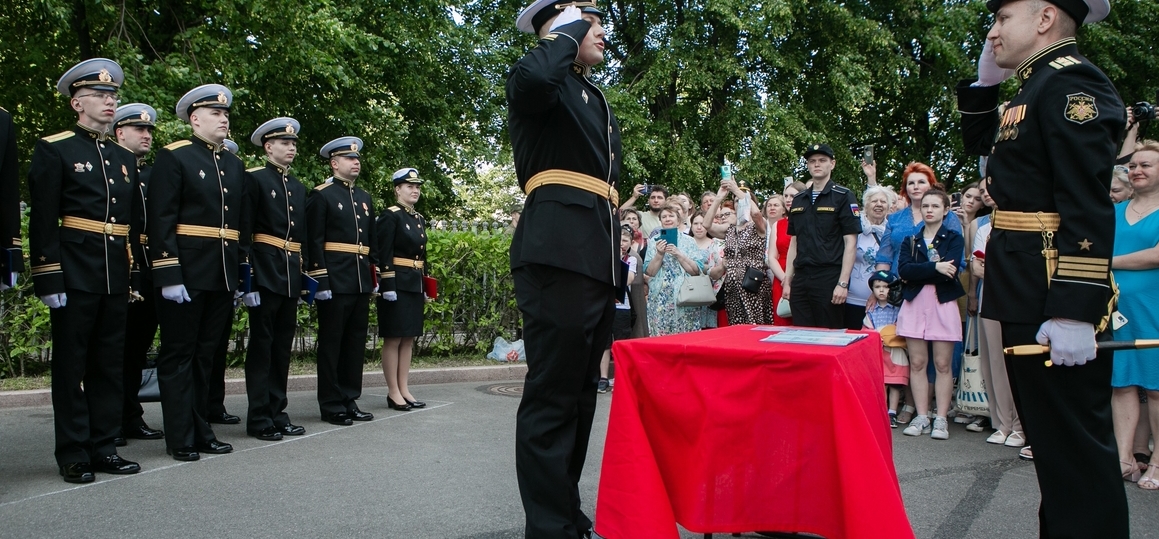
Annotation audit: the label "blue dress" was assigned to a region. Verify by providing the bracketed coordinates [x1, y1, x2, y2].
[1111, 202, 1159, 390]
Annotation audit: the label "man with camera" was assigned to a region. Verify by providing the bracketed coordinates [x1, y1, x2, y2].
[620, 184, 666, 238]
[957, 0, 1128, 535]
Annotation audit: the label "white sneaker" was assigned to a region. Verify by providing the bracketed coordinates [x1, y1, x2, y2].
[903, 415, 931, 437]
[1004, 431, 1027, 448]
[986, 430, 1009, 445]
[953, 412, 974, 425]
[931, 417, 950, 440]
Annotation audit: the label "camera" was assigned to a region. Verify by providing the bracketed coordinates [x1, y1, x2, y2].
[951, 192, 962, 209]
[1133, 101, 1156, 122]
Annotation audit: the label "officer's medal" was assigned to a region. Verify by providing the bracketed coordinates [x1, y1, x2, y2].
[122, 164, 129, 183]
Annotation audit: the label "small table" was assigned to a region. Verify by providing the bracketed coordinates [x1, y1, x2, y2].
[594, 325, 914, 539]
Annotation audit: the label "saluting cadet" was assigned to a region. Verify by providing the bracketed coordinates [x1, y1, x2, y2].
[306, 136, 376, 426]
[147, 84, 248, 461]
[376, 167, 428, 412]
[28, 59, 141, 483]
[114, 103, 165, 446]
[957, 0, 1128, 535]
[507, 2, 621, 537]
[241, 117, 308, 441]
[0, 106, 20, 291]
[782, 143, 862, 330]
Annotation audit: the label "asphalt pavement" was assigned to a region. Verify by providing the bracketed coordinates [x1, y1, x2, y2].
[1, 380, 1156, 538]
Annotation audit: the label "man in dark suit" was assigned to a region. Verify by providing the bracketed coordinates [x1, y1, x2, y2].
[28, 58, 141, 483]
[957, 0, 1127, 536]
[147, 84, 248, 461]
[507, 2, 622, 537]
[0, 106, 21, 291]
[115, 103, 165, 446]
[242, 117, 309, 440]
[305, 136, 376, 426]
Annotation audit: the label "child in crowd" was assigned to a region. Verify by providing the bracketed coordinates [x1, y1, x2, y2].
[600, 226, 637, 393]
[863, 270, 908, 428]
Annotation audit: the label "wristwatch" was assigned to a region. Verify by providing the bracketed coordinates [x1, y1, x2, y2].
[837, 281, 849, 289]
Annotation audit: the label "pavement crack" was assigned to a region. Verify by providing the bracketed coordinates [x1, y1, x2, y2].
[906, 458, 1031, 539]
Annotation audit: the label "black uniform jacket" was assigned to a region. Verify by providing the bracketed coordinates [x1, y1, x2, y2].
[958, 38, 1125, 326]
[305, 177, 376, 294]
[0, 108, 22, 275]
[376, 203, 427, 295]
[787, 181, 862, 269]
[245, 158, 308, 298]
[146, 133, 250, 292]
[129, 158, 152, 285]
[506, 19, 622, 287]
[898, 225, 967, 304]
[28, 123, 138, 295]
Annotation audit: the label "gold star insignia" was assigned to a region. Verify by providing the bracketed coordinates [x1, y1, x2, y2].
[1078, 238, 1092, 251]
[39, 256, 46, 261]
[161, 251, 169, 257]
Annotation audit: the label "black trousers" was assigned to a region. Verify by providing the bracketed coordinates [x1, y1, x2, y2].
[155, 289, 231, 449]
[843, 302, 867, 331]
[514, 264, 615, 539]
[245, 288, 297, 432]
[207, 306, 233, 416]
[315, 293, 369, 416]
[789, 265, 844, 329]
[122, 281, 157, 428]
[1001, 322, 1128, 539]
[50, 290, 128, 465]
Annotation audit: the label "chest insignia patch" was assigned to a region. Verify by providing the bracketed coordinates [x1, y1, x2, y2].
[338, 203, 343, 211]
[850, 203, 861, 218]
[362, 202, 368, 213]
[1064, 93, 1098, 124]
[199, 170, 206, 179]
[271, 190, 277, 198]
[582, 90, 588, 103]
[85, 162, 93, 172]
[406, 224, 411, 230]
[74, 163, 85, 173]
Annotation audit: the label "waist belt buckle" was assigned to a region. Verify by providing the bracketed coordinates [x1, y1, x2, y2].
[284, 241, 292, 251]
[103, 223, 115, 235]
[219, 228, 228, 239]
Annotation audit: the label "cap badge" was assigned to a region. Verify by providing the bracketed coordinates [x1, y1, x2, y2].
[98, 69, 112, 83]
[217, 92, 227, 104]
[408, 171, 417, 178]
[350, 143, 359, 152]
[140, 111, 151, 122]
[286, 123, 295, 135]
[813, 145, 819, 150]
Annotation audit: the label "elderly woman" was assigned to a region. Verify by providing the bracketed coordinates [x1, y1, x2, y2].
[845, 186, 896, 330]
[643, 202, 707, 336]
[765, 196, 792, 325]
[1111, 140, 1159, 490]
[1111, 165, 1134, 203]
[705, 179, 770, 325]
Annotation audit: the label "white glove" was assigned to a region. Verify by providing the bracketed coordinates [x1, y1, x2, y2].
[0, 272, 15, 290]
[975, 40, 1014, 87]
[549, 5, 583, 31]
[1036, 318, 1097, 367]
[315, 290, 333, 301]
[242, 291, 261, 308]
[382, 291, 398, 301]
[373, 283, 379, 294]
[162, 284, 191, 304]
[39, 293, 67, 309]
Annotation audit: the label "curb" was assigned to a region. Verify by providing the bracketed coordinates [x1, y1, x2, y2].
[0, 363, 528, 410]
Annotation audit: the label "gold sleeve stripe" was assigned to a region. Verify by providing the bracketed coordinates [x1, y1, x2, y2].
[11, 238, 21, 246]
[164, 140, 193, 150]
[380, 272, 396, 279]
[151, 259, 180, 268]
[1056, 269, 1107, 279]
[31, 263, 62, 275]
[307, 269, 328, 277]
[1058, 262, 1108, 272]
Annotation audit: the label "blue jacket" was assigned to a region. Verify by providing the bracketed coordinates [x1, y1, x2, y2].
[898, 225, 965, 304]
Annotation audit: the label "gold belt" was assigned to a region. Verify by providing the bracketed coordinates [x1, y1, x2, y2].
[62, 216, 130, 236]
[524, 169, 618, 206]
[176, 224, 240, 241]
[254, 233, 301, 253]
[991, 210, 1060, 232]
[392, 257, 424, 269]
[324, 242, 369, 255]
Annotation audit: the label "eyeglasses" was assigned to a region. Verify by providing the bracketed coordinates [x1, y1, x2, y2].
[1127, 161, 1156, 172]
[1114, 165, 1129, 174]
[75, 91, 119, 103]
[717, 211, 735, 218]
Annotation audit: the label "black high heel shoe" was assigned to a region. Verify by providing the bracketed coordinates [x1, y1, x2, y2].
[405, 399, 426, 409]
[387, 397, 412, 411]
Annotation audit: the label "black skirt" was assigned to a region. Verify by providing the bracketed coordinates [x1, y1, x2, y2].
[377, 290, 425, 338]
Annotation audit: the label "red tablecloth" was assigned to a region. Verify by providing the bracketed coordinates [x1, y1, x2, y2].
[595, 325, 914, 539]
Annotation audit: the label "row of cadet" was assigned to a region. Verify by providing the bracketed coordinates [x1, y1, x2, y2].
[0, 57, 434, 484]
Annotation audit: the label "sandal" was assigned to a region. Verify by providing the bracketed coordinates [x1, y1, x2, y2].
[1135, 453, 1152, 471]
[896, 405, 916, 425]
[1018, 446, 1033, 461]
[1139, 467, 1159, 491]
[1122, 460, 1144, 483]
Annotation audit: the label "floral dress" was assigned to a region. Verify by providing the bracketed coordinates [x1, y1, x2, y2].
[644, 233, 708, 336]
[721, 224, 771, 325]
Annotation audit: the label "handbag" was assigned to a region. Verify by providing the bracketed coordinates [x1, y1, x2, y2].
[776, 297, 792, 318]
[677, 266, 717, 307]
[740, 267, 767, 293]
[955, 316, 990, 417]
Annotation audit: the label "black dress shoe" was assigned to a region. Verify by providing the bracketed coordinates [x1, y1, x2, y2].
[404, 399, 426, 408]
[94, 454, 141, 474]
[114, 436, 127, 447]
[387, 398, 412, 411]
[250, 426, 283, 441]
[279, 423, 306, 436]
[322, 413, 353, 426]
[207, 411, 241, 425]
[59, 462, 95, 483]
[166, 447, 200, 461]
[124, 423, 164, 440]
[349, 407, 374, 421]
[197, 439, 233, 454]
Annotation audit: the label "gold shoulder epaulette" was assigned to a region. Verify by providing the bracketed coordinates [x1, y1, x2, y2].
[388, 205, 401, 212]
[1049, 56, 1082, 70]
[42, 131, 74, 143]
[314, 182, 333, 191]
[246, 166, 263, 173]
[164, 140, 193, 151]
